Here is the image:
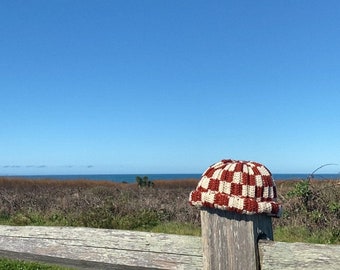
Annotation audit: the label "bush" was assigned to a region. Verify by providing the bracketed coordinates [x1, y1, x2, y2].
[136, 176, 154, 188]
[0, 176, 339, 243]
[0, 177, 200, 230]
[273, 179, 340, 244]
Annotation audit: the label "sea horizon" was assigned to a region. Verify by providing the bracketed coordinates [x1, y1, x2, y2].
[1, 173, 340, 183]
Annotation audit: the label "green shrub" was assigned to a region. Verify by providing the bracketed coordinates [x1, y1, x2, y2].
[287, 179, 312, 209]
[136, 176, 154, 188]
[274, 178, 340, 244]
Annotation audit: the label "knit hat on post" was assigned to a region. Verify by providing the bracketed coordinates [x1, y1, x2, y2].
[189, 159, 282, 217]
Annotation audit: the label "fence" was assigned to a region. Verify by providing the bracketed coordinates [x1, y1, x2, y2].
[0, 222, 339, 270]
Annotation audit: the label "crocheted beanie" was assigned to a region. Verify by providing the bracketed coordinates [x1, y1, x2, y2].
[189, 159, 282, 217]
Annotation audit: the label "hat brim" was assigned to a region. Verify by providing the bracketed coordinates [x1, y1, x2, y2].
[189, 190, 282, 218]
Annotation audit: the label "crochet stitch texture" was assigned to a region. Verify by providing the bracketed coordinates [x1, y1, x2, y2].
[189, 159, 282, 217]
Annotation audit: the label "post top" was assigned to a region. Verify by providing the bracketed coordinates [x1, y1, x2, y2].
[189, 159, 282, 217]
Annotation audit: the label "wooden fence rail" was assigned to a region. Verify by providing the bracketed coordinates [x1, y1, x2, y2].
[0, 225, 339, 270]
[0, 225, 201, 270]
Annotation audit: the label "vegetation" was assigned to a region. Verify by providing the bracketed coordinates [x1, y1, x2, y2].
[0, 176, 339, 244]
[0, 258, 74, 270]
[273, 178, 340, 244]
[136, 175, 154, 188]
[0, 178, 200, 232]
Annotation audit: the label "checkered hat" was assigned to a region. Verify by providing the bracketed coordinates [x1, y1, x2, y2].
[189, 159, 282, 217]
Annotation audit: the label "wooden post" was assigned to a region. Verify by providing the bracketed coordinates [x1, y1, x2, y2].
[189, 159, 282, 269]
[201, 208, 273, 270]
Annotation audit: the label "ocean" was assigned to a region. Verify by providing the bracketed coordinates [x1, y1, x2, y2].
[4, 173, 340, 183]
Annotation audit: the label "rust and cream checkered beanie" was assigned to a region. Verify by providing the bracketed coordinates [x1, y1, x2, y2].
[189, 159, 282, 217]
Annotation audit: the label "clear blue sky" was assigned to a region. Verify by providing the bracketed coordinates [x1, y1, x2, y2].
[1, 1, 340, 175]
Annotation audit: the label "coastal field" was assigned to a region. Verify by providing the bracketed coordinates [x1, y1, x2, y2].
[0, 176, 339, 244]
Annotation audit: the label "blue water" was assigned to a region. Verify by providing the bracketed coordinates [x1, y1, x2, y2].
[4, 173, 340, 183]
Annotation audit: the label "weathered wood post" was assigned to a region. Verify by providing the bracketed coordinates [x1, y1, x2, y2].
[189, 159, 282, 270]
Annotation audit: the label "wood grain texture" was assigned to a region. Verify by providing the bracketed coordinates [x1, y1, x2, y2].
[0, 225, 202, 270]
[259, 240, 340, 270]
[201, 208, 273, 270]
[0, 225, 339, 270]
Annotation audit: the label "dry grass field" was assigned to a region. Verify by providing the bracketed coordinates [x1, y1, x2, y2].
[0, 176, 339, 243]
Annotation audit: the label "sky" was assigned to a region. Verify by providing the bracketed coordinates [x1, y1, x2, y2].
[1, 1, 340, 175]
